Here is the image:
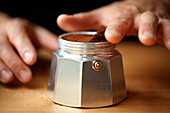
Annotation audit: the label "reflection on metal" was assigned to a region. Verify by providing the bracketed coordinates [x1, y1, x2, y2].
[47, 32, 126, 108]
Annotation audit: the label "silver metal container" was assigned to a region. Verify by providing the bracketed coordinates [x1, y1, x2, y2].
[48, 31, 126, 108]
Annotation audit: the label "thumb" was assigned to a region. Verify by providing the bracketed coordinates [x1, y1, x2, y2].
[57, 11, 103, 31]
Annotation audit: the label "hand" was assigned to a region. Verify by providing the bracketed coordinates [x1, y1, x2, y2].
[0, 13, 58, 84]
[57, 0, 170, 50]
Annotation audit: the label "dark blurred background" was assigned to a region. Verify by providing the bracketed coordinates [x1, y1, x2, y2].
[0, 1, 114, 34]
[0, 1, 137, 41]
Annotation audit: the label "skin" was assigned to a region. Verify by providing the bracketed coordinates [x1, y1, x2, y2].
[0, 0, 170, 84]
[57, 0, 170, 49]
[0, 12, 58, 84]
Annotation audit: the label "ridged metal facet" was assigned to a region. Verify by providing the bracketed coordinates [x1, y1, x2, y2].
[48, 32, 126, 108]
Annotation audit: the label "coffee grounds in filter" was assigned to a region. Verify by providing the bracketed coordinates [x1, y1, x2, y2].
[62, 29, 106, 42]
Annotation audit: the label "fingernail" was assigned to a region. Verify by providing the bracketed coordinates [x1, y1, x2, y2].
[19, 69, 32, 83]
[0, 70, 12, 83]
[143, 31, 156, 41]
[111, 29, 121, 38]
[24, 51, 33, 63]
[106, 28, 122, 43]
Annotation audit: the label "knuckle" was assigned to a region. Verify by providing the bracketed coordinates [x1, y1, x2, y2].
[9, 28, 25, 43]
[112, 17, 121, 23]
[6, 18, 28, 42]
[7, 59, 23, 72]
[0, 62, 4, 71]
[142, 11, 158, 19]
[0, 36, 8, 53]
[0, 34, 7, 46]
[143, 11, 154, 15]
[0, 50, 23, 72]
[125, 5, 139, 14]
[120, 16, 132, 25]
[7, 18, 28, 26]
[0, 49, 25, 75]
[161, 19, 170, 24]
[111, 15, 132, 28]
[129, 5, 139, 13]
[141, 12, 158, 25]
[159, 19, 170, 27]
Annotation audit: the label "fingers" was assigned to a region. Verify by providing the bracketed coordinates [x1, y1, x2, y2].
[0, 17, 59, 84]
[138, 12, 158, 46]
[5, 18, 37, 65]
[0, 18, 58, 84]
[0, 34, 32, 83]
[32, 25, 58, 51]
[159, 19, 170, 50]
[0, 60, 13, 84]
[105, 14, 133, 43]
[57, 12, 102, 31]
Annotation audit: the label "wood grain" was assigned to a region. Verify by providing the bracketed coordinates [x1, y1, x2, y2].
[0, 41, 170, 113]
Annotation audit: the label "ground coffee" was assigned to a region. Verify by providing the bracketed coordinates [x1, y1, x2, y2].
[62, 29, 106, 42]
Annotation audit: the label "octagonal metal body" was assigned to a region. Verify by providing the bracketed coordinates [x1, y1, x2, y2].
[48, 49, 126, 108]
[48, 31, 126, 108]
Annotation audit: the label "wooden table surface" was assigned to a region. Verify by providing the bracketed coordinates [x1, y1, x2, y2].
[0, 41, 170, 113]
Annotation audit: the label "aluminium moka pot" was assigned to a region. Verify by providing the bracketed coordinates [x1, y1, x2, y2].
[47, 31, 127, 108]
